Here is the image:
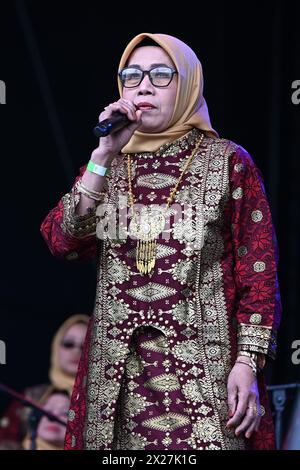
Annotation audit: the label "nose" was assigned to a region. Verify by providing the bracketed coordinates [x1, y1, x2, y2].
[138, 73, 154, 94]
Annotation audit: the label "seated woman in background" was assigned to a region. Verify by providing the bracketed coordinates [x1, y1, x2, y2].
[0, 314, 89, 450]
[22, 389, 70, 451]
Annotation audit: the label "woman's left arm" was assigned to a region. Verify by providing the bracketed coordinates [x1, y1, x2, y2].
[229, 145, 282, 358]
[226, 145, 282, 437]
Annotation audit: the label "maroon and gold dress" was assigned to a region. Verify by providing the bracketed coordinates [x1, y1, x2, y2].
[41, 129, 281, 450]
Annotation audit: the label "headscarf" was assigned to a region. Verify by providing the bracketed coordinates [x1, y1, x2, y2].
[22, 387, 69, 451]
[49, 314, 90, 394]
[118, 32, 219, 153]
[22, 436, 63, 450]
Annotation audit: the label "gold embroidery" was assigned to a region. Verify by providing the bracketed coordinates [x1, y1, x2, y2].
[126, 243, 177, 260]
[145, 374, 180, 392]
[234, 163, 243, 172]
[114, 431, 151, 450]
[175, 185, 201, 205]
[137, 173, 178, 189]
[107, 256, 131, 285]
[251, 210, 263, 222]
[173, 340, 202, 364]
[125, 352, 144, 378]
[140, 336, 168, 353]
[205, 344, 222, 360]
[108, 286, 121, 298]
[237, 246, 248, 257]
[206, 172, 222, 189]
[124, 393, 152, 419]
[108, 328, 121, 340]
[126, 283, 176, 302]
[192, 417, 221, 444]
[171, 258, 197, 286]
[250, 313, 262, 325]
[202, 306, 218, 322]
[182, 379, 209, 402]
[197, 404, 212, 416]
[189, 366, 204, 377]
[232, 187, 243, 199]
[205, 190, 222, 205]
[192, 140, 247, 450]
[162, 436, 173, 447]
[172, 218, 199, 245]
[106, 340, 130, 364]
[142, 413, 190, 432]
[83, 135, 252, 450]
[253, 261, 266, 272]
[202, 324, 220, 344]
[87, 420, 114, 448]
[146, 192, 158, 202]
[61, 192, 97, 238]
[181, 326, 197, 339]
[237, 323, 272, 354]
[152, 160, 161, 169]
[107, 299, 130, 325]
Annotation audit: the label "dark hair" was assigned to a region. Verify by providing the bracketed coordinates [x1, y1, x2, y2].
[125, 37, 162, 67]
[133, 37, 160, 48]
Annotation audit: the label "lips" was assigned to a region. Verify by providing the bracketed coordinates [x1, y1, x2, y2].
[46, 424, 61, 433]
[136, 102, 156, 110]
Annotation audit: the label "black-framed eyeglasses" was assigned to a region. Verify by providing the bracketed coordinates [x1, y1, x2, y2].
[61, 340, 84, 351]
[119, 66, 177, 88]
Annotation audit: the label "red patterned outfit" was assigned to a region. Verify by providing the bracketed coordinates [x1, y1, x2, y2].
[41, 129, 281, 450]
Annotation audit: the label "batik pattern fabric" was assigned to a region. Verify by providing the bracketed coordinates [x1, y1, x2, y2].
[40, 128, 281, 450]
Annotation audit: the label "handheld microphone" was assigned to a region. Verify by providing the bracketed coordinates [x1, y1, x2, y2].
[93, 111, 130, 138]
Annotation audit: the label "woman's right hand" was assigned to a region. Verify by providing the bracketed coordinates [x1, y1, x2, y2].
[91, 98, 142, 164]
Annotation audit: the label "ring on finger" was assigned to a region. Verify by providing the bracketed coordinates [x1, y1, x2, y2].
[247, 405, 258, 415]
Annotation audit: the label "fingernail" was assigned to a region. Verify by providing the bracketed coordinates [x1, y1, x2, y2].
[228, 411, 234, 418]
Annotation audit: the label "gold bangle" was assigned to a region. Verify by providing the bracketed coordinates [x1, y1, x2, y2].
[235, 358, 257, 376]
[80, 181, 105, 197]
[237, 351, 266, 372]
[237, 351, 258, 362]
[76, 180, 106, 202]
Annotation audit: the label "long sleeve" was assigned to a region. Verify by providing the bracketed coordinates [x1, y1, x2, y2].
[40, 165, 98, 262]
[229, 146, 282, 359]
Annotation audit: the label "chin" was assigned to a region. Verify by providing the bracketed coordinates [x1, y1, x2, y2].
[64, 365, 77, 376]
[39, 430, 57, 442]
[138, 115, 164, 134]
[139, 124, 163, 134]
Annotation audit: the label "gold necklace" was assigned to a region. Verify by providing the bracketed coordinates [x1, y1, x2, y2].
[126, 132, 204, 275]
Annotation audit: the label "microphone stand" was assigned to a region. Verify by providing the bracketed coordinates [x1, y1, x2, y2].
[267, 383, 300, 449]
[0, 382, 67, 450]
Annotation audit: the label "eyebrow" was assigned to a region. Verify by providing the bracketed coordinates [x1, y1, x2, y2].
[127, 63, 172, 69]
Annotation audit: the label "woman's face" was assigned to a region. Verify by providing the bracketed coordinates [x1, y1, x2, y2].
[37, 393, 69, 447]
[122, 46, 178, 133]
[58, 323, 87, 376]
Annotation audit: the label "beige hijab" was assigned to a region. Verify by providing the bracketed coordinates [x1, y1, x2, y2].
[118, 32, 218, 153]
[22, 435, 63, 450]
[22, 387, 69, 451]
[49, 314, 90, 394]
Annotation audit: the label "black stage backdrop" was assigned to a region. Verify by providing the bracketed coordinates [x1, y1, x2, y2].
[0, 0, 299, 420]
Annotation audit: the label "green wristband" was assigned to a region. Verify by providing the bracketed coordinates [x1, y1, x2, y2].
[87, 160, 109, 176]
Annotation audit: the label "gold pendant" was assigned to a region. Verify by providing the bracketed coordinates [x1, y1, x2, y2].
[128, 206, 166, 275]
